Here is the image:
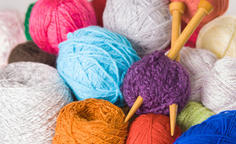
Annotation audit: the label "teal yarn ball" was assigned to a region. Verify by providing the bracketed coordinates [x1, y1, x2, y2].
[57, 26, 140, 106]
[175, 110, 236, 144]
[25, 3, 35, 40]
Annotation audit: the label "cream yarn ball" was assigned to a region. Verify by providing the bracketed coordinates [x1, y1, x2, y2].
[180, 47, 236, 113]
[103, 0, 171, 56]
[180, 47, 217, 101]
[0, 62, 73, 144]
[197, 16, 236, 58]
[202, 58, 236, 113]
[0, 11, 26, 67]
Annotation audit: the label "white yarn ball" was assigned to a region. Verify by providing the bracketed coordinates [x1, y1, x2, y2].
[202, 57, 236, 113]
[0, 62, 73, 144]
[180, 47, 217, 101]
[197, 16, 236, 58]
[103, 0, 171, 56]
[0, 10, 26, 67]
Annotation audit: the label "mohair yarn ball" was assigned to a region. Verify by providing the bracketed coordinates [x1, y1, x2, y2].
[103, 0, 171, 56]
[174, 110, 236, 144]
[171, 0, 229, 27]
[57, 26, 140, 106]
[127, 114, 182, 144]
[180, 47, 236, 113]
[8, 41, 57, 67]
[177, 101, 215, 131]
[179, 47, 217, 101]
[0, 62, 73, 144]
[197, 16, 236, 58]
[0, 10, 26, 67]
[29, 0, 97, 55]
[53, 98, 128, 144]
[201, 57, 236, 113]
[24, 3, 35, 40]
[122, 50, 190, 115]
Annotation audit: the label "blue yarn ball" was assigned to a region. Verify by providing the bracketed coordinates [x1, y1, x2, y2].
[57, 26, 140, 106]
[174, 110, 236, 144]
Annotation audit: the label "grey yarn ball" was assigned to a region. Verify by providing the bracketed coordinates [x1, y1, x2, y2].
[0, 62, 73, 144]
[103, 0, 171, 56]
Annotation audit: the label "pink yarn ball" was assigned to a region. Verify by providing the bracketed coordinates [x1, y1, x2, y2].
[0, 11, 26, 67]
[29, 0, 97, 55]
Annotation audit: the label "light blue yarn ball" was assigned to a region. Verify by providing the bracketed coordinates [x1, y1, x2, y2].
[174, 110, 236, 144]
[57, 26, 140, 106]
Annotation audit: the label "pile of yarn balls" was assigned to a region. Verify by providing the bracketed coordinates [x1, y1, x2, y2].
[0, 0, 235, 143]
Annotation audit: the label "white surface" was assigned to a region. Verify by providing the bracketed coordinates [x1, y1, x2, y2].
[0, 0, 235, 15]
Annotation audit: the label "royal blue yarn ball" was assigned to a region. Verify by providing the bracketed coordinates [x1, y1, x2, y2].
[57, 26, 140, 106]
[174, 110, 236, 144]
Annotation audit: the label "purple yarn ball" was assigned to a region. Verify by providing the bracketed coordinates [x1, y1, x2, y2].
[122, 50, 190, 115]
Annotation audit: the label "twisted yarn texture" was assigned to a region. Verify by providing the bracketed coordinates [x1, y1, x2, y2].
[180, 47, 236, 113]
[174, 110, 236, 144]
[57, 26, 140, 106]
[179, 47, 217, 101]
[53, 98, 128, 144]
[29, 0, 97, 55]
[127, 114, 182, 144]
[103, 0, 171, 56]
[8, 41, 57, 67]
[0, 62, 73, 144]
[177, 101, 215, 131]
[122, 50, 190, 114]
[0, 10, 26, 67]
[197, 16, 236, 58]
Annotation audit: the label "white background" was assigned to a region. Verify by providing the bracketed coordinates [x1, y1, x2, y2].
[0, 0, 235, 15]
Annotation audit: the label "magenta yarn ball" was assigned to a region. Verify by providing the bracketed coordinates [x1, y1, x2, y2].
[122, 50, 191, 115]
[29, 0, 96, 55]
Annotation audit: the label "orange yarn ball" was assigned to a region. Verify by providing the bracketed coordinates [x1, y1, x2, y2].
[53, 98, 128, 144]
[171, 0, 229, 27]
[127, 114, 182, 144]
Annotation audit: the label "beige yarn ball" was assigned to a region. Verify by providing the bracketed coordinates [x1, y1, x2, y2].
[180, 47, 217, 101]
[197, 16, 236, 58]
[0, 62, 73, 144]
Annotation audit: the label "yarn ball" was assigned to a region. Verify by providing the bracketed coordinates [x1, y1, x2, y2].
[122, 50, 190, 115]
[180, 47, 236, 113]
[179, 47, 217, 101]
[201, 57, 236, 113]
[29, 0, 97, 55]
[57, 26, 140, 106]
[90, 0, 106, 26]
[171, 0, 229, 28]
[174, 110, 236, 144]
[177, 101, 215, 131]
[53, 98, 128, 144]
[127, 114, 182, 144]
[24, 3, 35, 40]
[0, 62, 73, 144]
[103, 0, 171, 56]
[197, 16, 236, 58]
[8, 41, 57, 67]
[0, 10, 26, 67]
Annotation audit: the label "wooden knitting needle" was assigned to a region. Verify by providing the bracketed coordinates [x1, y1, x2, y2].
[168, 0, 213, 136]
[167, 0, 213, 59]
[169, 1, 185, 136]
[124, 0, 213, 127]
